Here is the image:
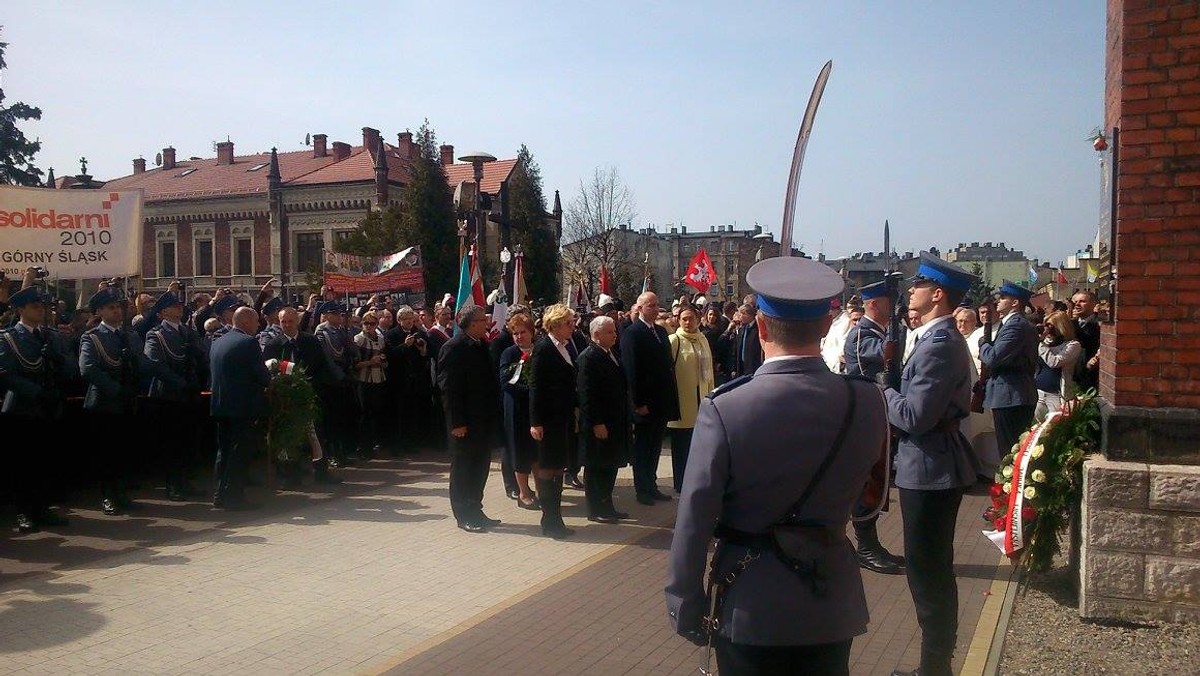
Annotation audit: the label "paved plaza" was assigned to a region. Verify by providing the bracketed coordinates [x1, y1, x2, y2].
[1, 452, 1011, 675]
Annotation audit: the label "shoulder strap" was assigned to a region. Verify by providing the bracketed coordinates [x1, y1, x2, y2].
[783, 377, 857, 522]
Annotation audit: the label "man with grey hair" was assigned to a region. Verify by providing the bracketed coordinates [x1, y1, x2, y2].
[621, 291, 680, 505]
[578, 315, 632, 522]
[385, 304, 432, 455]
[437, 305, 503, 532]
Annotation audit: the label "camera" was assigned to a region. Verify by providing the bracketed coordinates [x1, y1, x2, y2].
[32, 266, 49, 279]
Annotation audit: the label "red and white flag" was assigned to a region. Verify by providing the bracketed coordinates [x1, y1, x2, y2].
[1056, 268, 1069, 285]
[684, 248, 717, 295]
[600, 264, 613, 295]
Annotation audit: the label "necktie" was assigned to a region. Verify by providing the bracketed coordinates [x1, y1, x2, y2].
[567, 341, 578, 361]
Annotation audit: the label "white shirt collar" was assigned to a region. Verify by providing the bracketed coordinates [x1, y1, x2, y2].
[913, 314, 955, 341]
[1001, 311, 1020, 326]
[762, 354, 819, 365]
[18, 320, 39, 333]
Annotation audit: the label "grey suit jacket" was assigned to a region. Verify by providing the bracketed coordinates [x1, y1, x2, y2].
[666, 356, 887, 646]
[884, 315, 976, 490]
[980, 312, 1038, 409]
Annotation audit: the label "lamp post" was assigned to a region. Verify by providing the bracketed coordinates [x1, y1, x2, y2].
[499, 246, 512, 305]
[457, 151, 496, 262]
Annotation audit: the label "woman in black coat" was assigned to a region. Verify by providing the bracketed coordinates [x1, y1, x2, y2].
[528, 304, 579, 539]
[576, 315, 631, 523]
[499, 313, 539, 509]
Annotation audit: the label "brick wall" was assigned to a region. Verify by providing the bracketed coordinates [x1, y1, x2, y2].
[253, 217, 271, 274]
[1103, 0, 1200, 408]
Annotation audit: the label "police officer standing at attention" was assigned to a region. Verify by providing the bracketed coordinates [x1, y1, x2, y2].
[144, 290, 206, 501]
[314, 301, 359, 467]
[842, 280, 905, 576]
[0, 288, 75, 533]
[979, 281, 1039, 459]
[880, 253, 979, 676]
[667, 257, 888, 676]
[79, 286, 146, 515]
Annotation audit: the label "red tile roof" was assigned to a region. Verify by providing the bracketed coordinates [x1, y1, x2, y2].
[101, 142, 516, 204]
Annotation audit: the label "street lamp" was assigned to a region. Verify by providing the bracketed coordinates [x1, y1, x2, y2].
[499, 247, 512, 305]
[458, 151, 496, 258]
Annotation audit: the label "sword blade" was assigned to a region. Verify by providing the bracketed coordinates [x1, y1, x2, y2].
[779, 59, 833, 257]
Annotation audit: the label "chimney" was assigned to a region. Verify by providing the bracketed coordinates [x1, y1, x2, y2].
[397, 132, 414, 159]
[440, 144, 455, 166]
[681, 226, 687, 234]
[133, 157, 146, 174]
[313, 134, 328, 158]
[162, 146, 176, 170]
[332, 142, 351, 161]
[710, 226, 716, 232]
[216, 140, 234, 166]
[362, 127, 381, 151]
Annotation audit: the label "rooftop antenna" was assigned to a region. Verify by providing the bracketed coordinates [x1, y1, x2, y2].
[155, 152, 162, 166]
[305, 133, 311, 146]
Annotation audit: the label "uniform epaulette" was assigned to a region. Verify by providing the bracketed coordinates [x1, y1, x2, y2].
[707, 374, 752, 399]
[931, 328, 951, 343]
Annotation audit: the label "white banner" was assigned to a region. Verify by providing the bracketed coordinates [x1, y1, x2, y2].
[0, 185, 143, 279]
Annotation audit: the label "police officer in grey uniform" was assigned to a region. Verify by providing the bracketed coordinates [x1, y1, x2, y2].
[79, 287, 146, 515]
[880, 253, 978, 676]
[314, 302, 359, 467]
[667, 257, 888, 676]
[144, 290, 206, 501]
[256, 297, 285, 350]
[0, 287, 75, 533]
[843, 280, 905, 575]
[979, 281, 1038, 459]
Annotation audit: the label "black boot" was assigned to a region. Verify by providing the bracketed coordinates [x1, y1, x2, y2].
[585, 468, 618, 523]
[538, 477, 574, 539]
[855, 521, 904, 575]
[313, 458, 342, 485]
[601, 468, 628, 519]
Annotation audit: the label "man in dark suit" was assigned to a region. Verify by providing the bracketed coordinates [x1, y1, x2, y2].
[732, 302, 764, 378]
[577, 315, 631, 523]
[262, 306, 340, 485]
[620, 291, 680, 505]
[384, 305, 433, 454]
[437, 305, 503, 533]
[980, 281, 1039, 459]
[208, 306, 270, 509]
[79, 287, 145, 515]
[144, 290, 206, 501]
[1071, 290, 1100, 392]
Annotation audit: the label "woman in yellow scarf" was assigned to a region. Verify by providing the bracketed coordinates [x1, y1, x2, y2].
[667, 305, 716, 493]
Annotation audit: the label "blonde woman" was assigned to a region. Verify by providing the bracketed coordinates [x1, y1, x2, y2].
[528, 304, 579, 539]
[1034, 310, 1082, 422]
[666, 306, 715, 493]
[353, 310, 388, 458]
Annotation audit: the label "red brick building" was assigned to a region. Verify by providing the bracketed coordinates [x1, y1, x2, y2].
[97, 127, 524, 297]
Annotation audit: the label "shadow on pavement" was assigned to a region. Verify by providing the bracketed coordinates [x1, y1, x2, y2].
[0, 597, 107, 652]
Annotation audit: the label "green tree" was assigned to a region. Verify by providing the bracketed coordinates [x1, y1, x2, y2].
[399, 120, 459, 299]
[0, 32, 44, 186]
[968, 262, 995, 306]
[507, 144, 559, 304]
[335, 205, 405, 256]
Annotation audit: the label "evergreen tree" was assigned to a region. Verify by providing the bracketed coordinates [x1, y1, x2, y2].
[507, 144, 559, 304]
[398, 120, 458, 298]
[335, 205, 405, 256]
[0, 32, 44, 186]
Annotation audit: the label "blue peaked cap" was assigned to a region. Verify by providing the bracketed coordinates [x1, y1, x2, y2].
[908, 252, 976, 292]
[87, 288, 122, 312]
[998, 280, 1033, 303]
[859, 280, 889, 301]
[746, 257, 844, 321]
[9, 287, 48, 308]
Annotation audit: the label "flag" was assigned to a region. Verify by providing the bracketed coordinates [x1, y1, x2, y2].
[571, 281, 593, 313]
[512, 253, 527, 305]
[1056, 267, 1069, 285]
[454, 245, 486, 333]
[1028, 265, 1039, 286]
[641, 274, 650, 294]
[600, 264, 612, 295]
[684, 248, 717, 295]
[1086, 262, 1098, 283]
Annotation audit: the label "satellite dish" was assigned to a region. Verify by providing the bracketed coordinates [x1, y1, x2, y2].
[155, 152, 163, 166]
[305, 133, 311, 146]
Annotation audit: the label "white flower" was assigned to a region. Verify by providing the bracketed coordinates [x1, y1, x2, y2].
[1031, 469, 1047, 483]
[1003, 482, 1012, 494]
[1030, 445, 1045, 459]
[1024, 486, 1037, 500]
[1002, 466, 1014, 478]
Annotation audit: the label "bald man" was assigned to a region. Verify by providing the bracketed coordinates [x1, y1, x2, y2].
[620, 292, 681, 504]
[208, 306, 270, 509]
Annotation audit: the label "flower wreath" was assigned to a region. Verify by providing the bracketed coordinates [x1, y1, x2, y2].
[982, 392, 1100, 572]
[265, 358, 320, 463]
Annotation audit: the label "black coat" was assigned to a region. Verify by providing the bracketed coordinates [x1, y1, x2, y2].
[733, 320, 763, 377]
[499, 343, 535, 465]
[208, 328, 269, 419]
[262, 332, 330, 385]
[436, 332, 501, 445]
[619, 319, 681, 422]
[528, 336, 578, 426]
[577, 343, 631, 468]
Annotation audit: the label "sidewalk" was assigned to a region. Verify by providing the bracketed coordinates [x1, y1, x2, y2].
[0, 453, 1011, 675]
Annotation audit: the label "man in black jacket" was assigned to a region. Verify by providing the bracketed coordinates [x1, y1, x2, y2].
[437, 306, 503, 533]
[577, 315, 631, 522]
[620, 291, 680, 505]
[208, 307, 270, 510]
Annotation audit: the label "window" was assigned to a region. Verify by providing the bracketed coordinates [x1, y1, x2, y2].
[725, 283, 734, 296]
[159, 242, 176, 278]
[727, 241, 737, 253]
[247, 162, 269, 172]
[179, 168, 198, 177]
[195, 239, 213, 276]
[334, 230, 352, 243]
[234, 238, 253, 276]
[296, 232, 324, 273]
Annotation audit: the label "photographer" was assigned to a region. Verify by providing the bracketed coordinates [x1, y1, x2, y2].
[1034, 310, 1082, 423]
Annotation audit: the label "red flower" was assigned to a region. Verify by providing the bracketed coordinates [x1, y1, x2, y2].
[993, 517, 1007, 531]
[1021, 506, 1037, 521]
[989, 483, 1004, 498]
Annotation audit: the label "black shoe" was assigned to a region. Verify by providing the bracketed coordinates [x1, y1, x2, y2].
[168, 486, 188, 502]
[507, 489, 521, 500]
[564, 473, 584, 490]
[588, 514, 620, 524]
[607, 509, 630, 520]
[16, 513, 39, 534]
[518, 497, 541, 510]
[458, 521, 487, 533]
[326, 457, 341, 469]
[636, 494, 656, 506]
[212, 496, 225, 509]
[543, 524, 575, 539]
[313, 468, 342, 485]
[101, 498, 120, 516]
[890, 670, 920, 676]
[478, 514, 502, 527]
[37, 511, 69, 528]
[651, 489, 673, 501]
[857, 547, 904, 575]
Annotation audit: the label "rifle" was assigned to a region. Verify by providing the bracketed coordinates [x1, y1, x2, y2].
[970, 320, 992, 413]
[881, 220, 902, 391]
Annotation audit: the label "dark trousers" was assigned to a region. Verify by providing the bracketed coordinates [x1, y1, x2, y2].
[84, 410, 131, 499]
[357, 381, 388, 454]
[317, 383, 356, 461]
[499, 445, 518, 494]
[632, 417, 666, 496]
[899, 486, 965, 675]
[141, 397, 198, 491]
[3, 414, 52, 516]
[584, 466, 619, 516]
[449, 436, 492, 524]
[993, 404, 1036, 458]
[668, 426, 694, 493]
[715, 636, 852, 676]
[214, 417, 260, 504]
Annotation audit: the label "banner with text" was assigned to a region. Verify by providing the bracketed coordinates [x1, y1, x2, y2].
[323, 246, 425, 294]
[0, 185, 144, 279]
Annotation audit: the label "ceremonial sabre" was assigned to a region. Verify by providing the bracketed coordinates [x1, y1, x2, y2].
[778, 59, 833, 257]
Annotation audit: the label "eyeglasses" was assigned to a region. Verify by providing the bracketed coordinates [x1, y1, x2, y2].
[362, 321, 377, 326]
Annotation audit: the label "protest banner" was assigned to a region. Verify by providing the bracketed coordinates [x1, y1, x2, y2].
[0, 185, 144, 279]
[323, 246, 425, 294]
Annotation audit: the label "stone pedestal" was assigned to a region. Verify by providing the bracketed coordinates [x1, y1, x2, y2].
[1081, 457, 1200, 623]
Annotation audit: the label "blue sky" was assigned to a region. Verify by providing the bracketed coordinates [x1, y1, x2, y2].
[6, 1, 1104, 264]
